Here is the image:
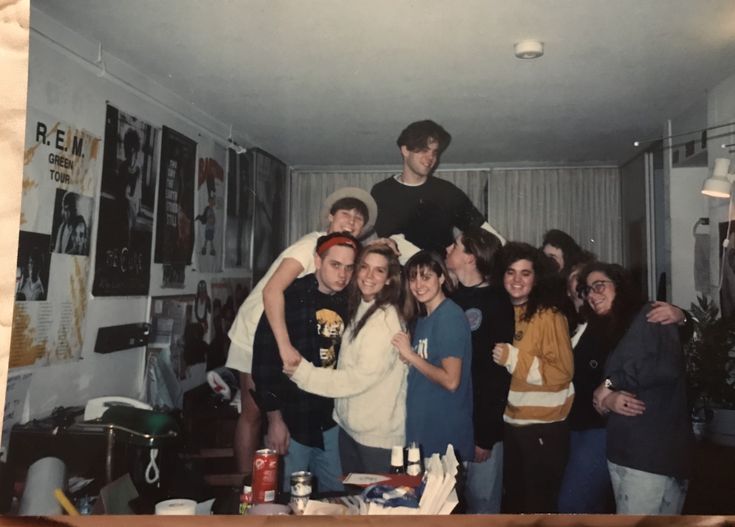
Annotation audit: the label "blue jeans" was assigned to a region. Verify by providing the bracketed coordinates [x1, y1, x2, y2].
[607, 461, 688, 514]
[558, 428, 613, 513]
[464, 442, 503, 514]
[282, 426, 344, 493]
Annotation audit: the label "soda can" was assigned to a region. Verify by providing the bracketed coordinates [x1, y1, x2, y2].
[252, 449, 279, 503]
[289, 471, 312, 514]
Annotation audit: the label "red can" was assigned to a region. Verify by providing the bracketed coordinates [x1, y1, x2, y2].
[252, 448, 279, 503]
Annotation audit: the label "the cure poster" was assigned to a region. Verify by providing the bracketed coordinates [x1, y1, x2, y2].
[92, 104, 158, 296]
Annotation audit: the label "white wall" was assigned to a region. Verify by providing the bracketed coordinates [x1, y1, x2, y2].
[669, 166, 709, 309]
[17, 9, 249, 419]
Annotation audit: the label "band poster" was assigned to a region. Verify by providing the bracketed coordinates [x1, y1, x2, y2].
[225, 149, 254, 269]
[154, 126, 196, 266]
[10, 107, 100, 368]
[194, 140, 226, 273]
[92, 104, 158, 296]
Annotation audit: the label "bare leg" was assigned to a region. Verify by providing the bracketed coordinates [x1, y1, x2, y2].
[233, 372, 261, 475]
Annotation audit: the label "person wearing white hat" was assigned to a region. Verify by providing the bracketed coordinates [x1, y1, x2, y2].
[226, 187, 376, 475]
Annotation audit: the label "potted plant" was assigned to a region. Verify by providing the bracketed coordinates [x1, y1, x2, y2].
[684, 296, 735, 444]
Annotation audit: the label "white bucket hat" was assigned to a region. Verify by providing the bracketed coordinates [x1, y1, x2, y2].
[320, 187, 378, 239]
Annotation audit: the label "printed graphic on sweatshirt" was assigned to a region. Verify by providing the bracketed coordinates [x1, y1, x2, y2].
[316, 308, 345, 368]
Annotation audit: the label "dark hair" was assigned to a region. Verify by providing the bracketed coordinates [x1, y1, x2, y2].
[315, 231, 360, 257]
[123, 128, 140, 155]
[62, 191, 78, 217]
[330, 197, 369, 224]
[460, 227, 502, 282]
[497, 241, 564, 322]
[346, 244, 403, 340]
[396, 120, 451, 153]
[576, 261, 645, 349]
[402, 250, 455, 322]
[541, 229, 595, 275]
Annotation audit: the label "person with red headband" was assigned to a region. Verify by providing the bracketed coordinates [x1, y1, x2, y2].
[226, 187, 376, 476]
[251, 232, 360, 493]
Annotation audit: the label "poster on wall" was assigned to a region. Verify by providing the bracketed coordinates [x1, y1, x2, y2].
[9, 107, 101, 369]
[225, 149, 254, 269]
[92, 104, 158, 296]
[194, 140, 226, 272]
[154, 126, 196, 265]
[251, 148, 288, 283]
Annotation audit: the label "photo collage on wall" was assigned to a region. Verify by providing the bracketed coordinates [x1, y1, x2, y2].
[10, 107, 101, 368]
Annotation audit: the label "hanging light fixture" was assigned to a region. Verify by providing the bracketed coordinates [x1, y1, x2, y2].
[702, 158, 734, 198]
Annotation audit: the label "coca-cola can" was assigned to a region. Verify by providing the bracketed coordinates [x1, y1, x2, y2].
[252, 449, 279, 503]
[289, 471, 312, 514]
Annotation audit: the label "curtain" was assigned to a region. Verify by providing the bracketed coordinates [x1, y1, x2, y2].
[487, 167, 622, 263]
[288, 169, 489, 243]
[288, 166, 621, 264]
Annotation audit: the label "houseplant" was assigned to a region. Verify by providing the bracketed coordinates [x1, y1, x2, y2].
[684, 296, 735, 443]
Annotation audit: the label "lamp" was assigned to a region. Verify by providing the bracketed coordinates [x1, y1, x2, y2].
[702, 158, 733, 198]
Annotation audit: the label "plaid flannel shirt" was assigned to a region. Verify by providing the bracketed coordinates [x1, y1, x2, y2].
[251, 274, 348, 449]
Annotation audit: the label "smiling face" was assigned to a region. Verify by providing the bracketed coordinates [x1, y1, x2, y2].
[409, 266, 445, 311]
[356, 252, 390, 302]
[314, 244, 356, 294]
[503, 258, 535, 305]
[401, 138, 440, 180]
[585, 271, 616, 316]
[327, 208, 365, 238]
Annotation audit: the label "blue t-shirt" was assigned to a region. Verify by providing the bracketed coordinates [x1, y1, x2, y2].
[406, 298, 474, 462]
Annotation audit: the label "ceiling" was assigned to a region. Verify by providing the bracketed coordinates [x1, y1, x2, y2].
[32, 0, 735, 168]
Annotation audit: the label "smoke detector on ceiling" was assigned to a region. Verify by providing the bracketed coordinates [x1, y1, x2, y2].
[514, 40, 544, 59]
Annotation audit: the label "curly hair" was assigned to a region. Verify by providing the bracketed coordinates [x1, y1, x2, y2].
[346, 244, 403, 340]
[576, 261, 645, 349]
[497, 242, 565, 322]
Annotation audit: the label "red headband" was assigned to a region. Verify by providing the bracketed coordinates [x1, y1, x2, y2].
[316, 236, 357, 257]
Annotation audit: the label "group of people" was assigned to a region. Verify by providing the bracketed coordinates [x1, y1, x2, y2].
[224, 120, 693, 515]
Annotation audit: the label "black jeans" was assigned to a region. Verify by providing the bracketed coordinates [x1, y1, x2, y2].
[503, 420, 570, 513]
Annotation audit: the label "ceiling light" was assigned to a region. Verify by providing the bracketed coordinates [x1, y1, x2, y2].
[514, 40, 544, 59]
[702, 158, 733, 198]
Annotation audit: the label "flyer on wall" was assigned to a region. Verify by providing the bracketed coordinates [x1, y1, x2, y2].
[10, 107, 100, 368]
[154, 126, 196, 266]
[194, 139, 226, 273]
[92, 104, 158, 296]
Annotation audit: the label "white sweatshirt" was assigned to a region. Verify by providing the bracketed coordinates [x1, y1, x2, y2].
[290, 300, 407, 449]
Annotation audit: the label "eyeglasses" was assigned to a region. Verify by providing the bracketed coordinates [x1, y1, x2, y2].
[580, 280, 614, 297]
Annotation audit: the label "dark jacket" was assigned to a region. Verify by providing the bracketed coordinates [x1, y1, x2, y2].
[251, 274, 348, 449]
[604, 306, 693, 479]
[452, 284, 514, 449]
